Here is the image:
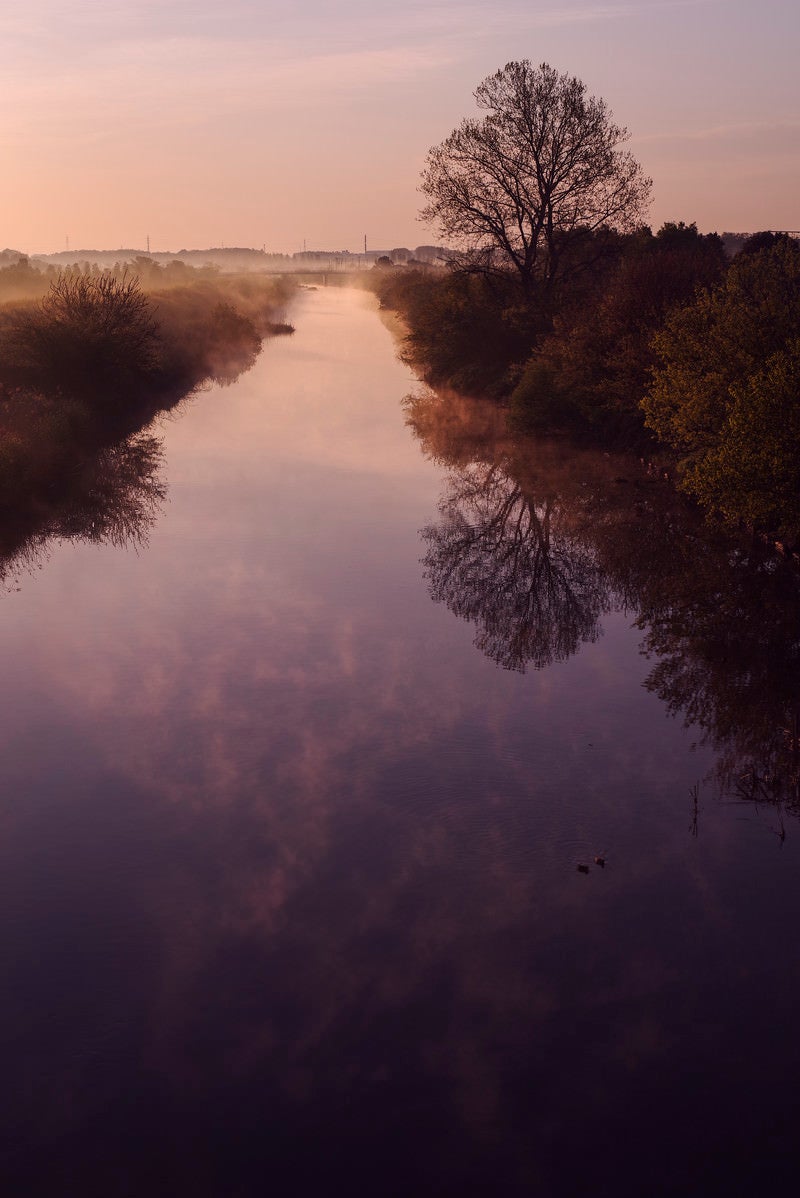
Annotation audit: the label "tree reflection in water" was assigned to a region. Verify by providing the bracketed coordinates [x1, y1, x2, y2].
[637, 546, 800, 815]
[422, 462, 608, 670]
[408, 388, 800, 820]
[0, 431, 166, 590]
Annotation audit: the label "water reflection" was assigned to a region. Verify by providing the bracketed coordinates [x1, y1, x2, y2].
[0, 431, 166, 590]
[423, 463, 608, 670]
[408, 389, 800, 815]
[1, 288, 799, 1196]
[637, 545, 800, 813]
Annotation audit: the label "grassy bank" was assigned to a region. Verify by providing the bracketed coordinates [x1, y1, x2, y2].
[0, 265, 295, 515]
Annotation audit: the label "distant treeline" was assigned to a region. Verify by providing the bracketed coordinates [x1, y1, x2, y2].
[0, 251, 296, 302]
[2, 243, 452, 275]
[0, 260, 295, 524]
[369, 226, 800, 541]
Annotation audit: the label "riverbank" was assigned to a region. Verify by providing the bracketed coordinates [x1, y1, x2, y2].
[367, 233, 800, 541]
[0, 268, 296, 523]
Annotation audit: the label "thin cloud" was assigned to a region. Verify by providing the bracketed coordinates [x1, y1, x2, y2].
[427, 0, 721, 34]
[635, 118, 800, 145]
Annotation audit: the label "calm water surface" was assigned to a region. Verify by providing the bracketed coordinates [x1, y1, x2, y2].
[1, 287, 798, 1196]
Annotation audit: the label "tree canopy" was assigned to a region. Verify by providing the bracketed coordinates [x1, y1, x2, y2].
[420, 61, 652, 295]
[642, 239, 800, 534]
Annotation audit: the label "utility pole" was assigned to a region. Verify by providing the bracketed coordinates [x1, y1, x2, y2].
[146, 234, 150, 254]
[66, 234, 69, 252]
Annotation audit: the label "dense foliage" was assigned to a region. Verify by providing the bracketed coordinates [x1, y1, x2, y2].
[509, 222, 726, 443]
[642, 239, 800, 533]
[373, 227, 800, 537]
[376, 267, 547, 398]
[372, 223, 727, 436]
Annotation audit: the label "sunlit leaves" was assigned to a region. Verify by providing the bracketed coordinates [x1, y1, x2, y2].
[643, 240, 800, 533]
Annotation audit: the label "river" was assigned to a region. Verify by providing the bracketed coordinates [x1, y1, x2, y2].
[1, 285, 798, 1196]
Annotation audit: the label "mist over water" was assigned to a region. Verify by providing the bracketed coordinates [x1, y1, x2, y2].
[1, 287, 799, 1196]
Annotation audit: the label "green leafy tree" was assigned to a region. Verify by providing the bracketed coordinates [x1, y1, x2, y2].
[642, 239, 800, 530]
[688, 342, 800, 532]
[509, 223, 726, 440]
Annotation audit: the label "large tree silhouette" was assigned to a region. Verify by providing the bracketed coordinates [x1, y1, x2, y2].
[420, 61, 651, 296]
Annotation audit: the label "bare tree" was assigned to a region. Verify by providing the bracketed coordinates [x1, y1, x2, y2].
[420, 61, 652, 295]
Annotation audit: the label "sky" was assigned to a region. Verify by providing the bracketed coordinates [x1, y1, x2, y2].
[1, 0, 797, 254]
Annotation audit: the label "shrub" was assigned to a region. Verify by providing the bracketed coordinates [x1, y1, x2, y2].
[373, 268, 546, 398]
[508, 361, 577, 432]
[2, 272, 158, 402]
[151, 288, 262, 388]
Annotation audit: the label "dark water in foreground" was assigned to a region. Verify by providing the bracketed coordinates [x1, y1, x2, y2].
[1, 287, 799, 1197]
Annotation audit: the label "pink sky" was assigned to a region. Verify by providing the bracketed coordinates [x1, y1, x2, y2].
[2, 0, 797, 254]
